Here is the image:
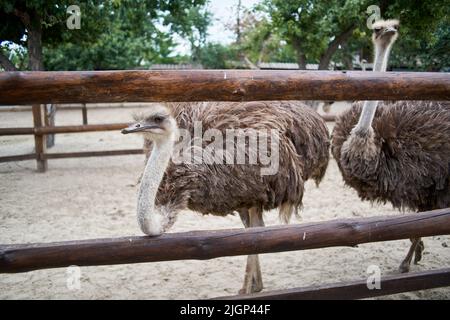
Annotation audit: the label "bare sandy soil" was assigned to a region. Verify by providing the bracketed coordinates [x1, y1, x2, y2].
[0, 105, 449, 299]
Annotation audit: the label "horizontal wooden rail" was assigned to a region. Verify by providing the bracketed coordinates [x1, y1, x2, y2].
[321, 114, 336, 122]
[0, 127, 35, 135]
[217, 268, 450, 300]
[0, 149, 143, 163]
[0, 114, 336, 137]
[42, 149, 143, 159]
[0, 123, 129, 136]
[0, 70, 449, 105]
[0, 208, 449, 273]
[0, 153, 37, 163]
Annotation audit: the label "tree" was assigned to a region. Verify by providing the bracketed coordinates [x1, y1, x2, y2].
[259, 0, 371, 69]
[0, 0, 211, 71]
[236, 10, 297, 65]
[383, 0, 450, 71]
[258, 0, 449, 71]
[197, 42, 239, 69]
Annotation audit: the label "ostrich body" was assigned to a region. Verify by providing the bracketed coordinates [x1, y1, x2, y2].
[123, 101, 330, 293]
[331, 19, 450, 272]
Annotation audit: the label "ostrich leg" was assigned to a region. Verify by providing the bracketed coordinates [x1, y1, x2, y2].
[401, 207, 427, 271]
[399, 238, 423, 273]
[238, 207, 264, 294]
[414, 238, 425, 264]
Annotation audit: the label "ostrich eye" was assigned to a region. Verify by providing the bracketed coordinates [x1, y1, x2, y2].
[153, 116, 164, 123]
[393, 25, 399, 30]
[374, 27, 381, 32]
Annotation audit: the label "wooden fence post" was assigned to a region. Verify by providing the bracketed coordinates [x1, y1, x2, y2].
[44, 103, 56, 148]
[82, 103, 88, 125]
[32, 104, 47, 172]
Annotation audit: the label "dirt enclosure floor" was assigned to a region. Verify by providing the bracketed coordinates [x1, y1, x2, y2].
[1, 104, 449, 299]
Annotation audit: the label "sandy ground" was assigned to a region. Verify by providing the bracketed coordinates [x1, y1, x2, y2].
[0, 104, 449, 300]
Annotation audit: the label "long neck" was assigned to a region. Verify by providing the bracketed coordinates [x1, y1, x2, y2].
[137, 134, 175, 235]
[354, 40, 392, 132]
[373, 41, 392, 72]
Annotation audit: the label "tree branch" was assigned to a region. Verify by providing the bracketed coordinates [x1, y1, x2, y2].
[242, 55, 259, 69]
[291, 37, 307, 69]
[13, 9, 31, 28]
[319, 24, 357, 70]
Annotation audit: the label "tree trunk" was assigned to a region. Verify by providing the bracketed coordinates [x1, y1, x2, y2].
[27, 21, 44, 71]
[318, 24, 356, 70]
[236, 0, 242, 44]
[257, 31, 272, 65]
[0, 50, 18, 71]
[14, 8, 44, 71]
[291, 37, 307, 70]
[28, 11, 55, 147]
[343, 54, 353, 70]
[242, 55, 259, 70]
[15, 8, 54, 147]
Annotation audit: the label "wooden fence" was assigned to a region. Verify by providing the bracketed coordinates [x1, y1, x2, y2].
[0, 104, 334, 171]
[1, 209, 449, 299]
[1, 71, 449, 172]
[1, 70, 449, 299]
[1, 70, 449, 104]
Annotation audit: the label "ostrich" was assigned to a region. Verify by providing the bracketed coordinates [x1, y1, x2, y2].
[331, 19, 450, 273]
[122, 101, 330, 293]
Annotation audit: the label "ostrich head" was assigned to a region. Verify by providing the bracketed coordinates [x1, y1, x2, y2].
[122, 105, 178, 142]
[343, 19, 400, 142]
[372, 19, 399, 49]
[122, 104, 180, 236]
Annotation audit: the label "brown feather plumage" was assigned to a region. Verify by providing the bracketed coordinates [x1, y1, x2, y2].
[332, 101, 450, 212]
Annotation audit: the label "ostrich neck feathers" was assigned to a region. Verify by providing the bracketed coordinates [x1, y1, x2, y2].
[137, 134, 176, 235]
[355, 39, 393, 132]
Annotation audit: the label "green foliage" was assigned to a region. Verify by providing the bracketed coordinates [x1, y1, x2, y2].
[0, 0, 211, 70]
[259, 0, 372, 68]
[197, 42, 239, 69]
[200, 0, 449, 71]
[238, 11, 297, 64]
[1, 1, 448, 71]
[385, 1, 450, 70]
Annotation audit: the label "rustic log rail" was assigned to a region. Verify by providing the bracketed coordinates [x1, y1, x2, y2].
[1, 208, 449, 274]
[0, 122, 139, 166]
[0, 70, 449, 105]
[1, 70, 447, 171]
[0, 123, 129, 136]
[217, 268, 450, 300]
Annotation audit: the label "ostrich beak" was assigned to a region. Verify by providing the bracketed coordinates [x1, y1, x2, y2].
[121, 123, 160, 134]
[382, 27, 397, 35]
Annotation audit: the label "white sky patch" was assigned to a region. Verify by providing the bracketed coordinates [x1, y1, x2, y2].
[1, 1, 262, 58]
[172, 0, 261, 55]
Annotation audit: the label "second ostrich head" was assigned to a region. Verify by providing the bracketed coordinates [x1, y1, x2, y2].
[352, 19, 400, 135]
[340, 19, 400, 170]
[122, 105, 180, 236]
[371, 19, 399, 72]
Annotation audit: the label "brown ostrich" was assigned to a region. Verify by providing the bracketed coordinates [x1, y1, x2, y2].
[122, 101, 330, 294]
[331, 19, 450, 273]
